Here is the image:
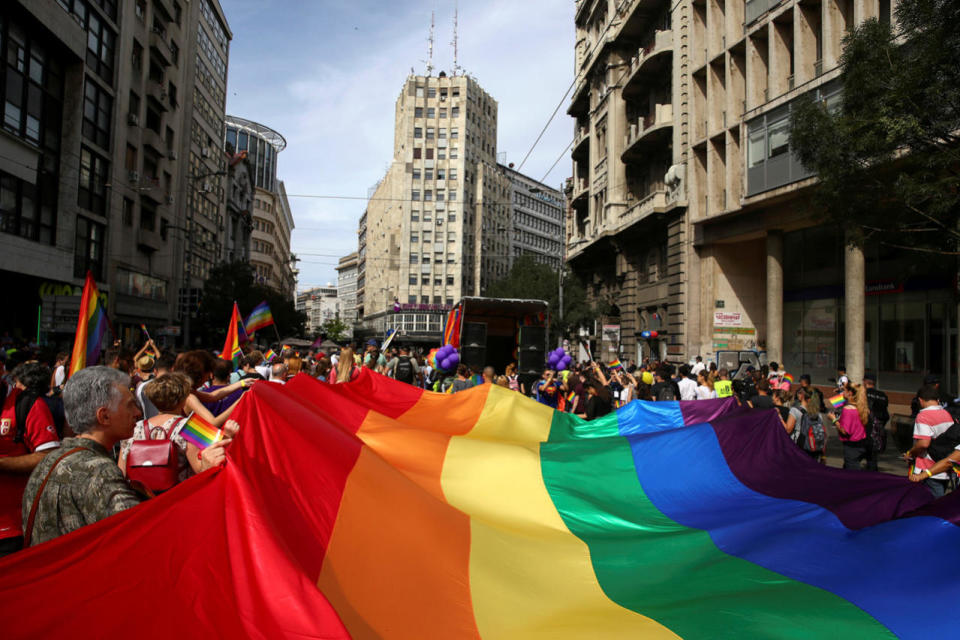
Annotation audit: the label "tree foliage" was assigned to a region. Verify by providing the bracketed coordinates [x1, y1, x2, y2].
[789, 0, 960, 252]
[195, 261, 306, 347]
[320, 317, 350, 344]
[483, 254, 598, 343]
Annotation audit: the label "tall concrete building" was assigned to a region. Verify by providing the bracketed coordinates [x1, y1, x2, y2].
[500, 163, 564, 270]
[0, 0, 231, 347]
[356, 73, 501, 339]
[568, 0, 951, 397]
[336, 251, 358, 336]
[225, 116, 297, 299]
[296, 284, 338, 335]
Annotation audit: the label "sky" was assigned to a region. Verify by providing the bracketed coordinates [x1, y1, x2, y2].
[219, 0, 576, 290]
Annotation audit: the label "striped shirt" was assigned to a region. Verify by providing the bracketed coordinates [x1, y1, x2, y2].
[914, 406, 954, 480]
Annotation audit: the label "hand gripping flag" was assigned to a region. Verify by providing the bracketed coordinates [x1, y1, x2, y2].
[68, 271, 109, 377]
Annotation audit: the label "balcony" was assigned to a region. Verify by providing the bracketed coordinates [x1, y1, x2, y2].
[146, 80, 168, 111]
[142, 128, 166, 155]
[622, 103, 674, 161]
[571, 175, 589, 204]
[572, 123, 589, 157]
[623, 30, 673, 96]
[149, 27, 172, 66]
[618, 189, 668, 231]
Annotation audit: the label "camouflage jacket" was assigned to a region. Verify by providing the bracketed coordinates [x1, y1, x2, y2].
[21, 437, 143, 546]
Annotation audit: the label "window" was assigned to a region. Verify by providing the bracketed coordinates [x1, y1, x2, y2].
[423, 211, 432, 221]
[411, 210, 419, 221]
[438, 148, 446, 159]
[433, 296, 441, 304]
[122, 198, 134, 226]
[410, 252, 418, 264]
[446, 298, 454, 306]
[452, 87, 460, 97]
[74, 216, 105, 279]
[413, 147, 422, 159]
[125, 144, 137, 171]
[449, 168, 457, 180]
[0, 170, 55, 244]
[415, 86, 424, 97]
[437, 168, 445, 180]
[423, 230, 432, 242]
[451, 127, 459, 139]
[415, 107, 423, 118]
[448, 212, 456, 222]
[426, 148, 434, 160]
[412, 168, 421, 180]
[768, 119, 790, 158]
[421, 296, 429, 304]
[450, 147, 458, 159]
[412, 189, 420, 201]
[452, 106, 460, 117]
[448, 231, 456, 242]
[78, 147, 108, 215]
[440, 88, 448, 99]
[426, 127, 434, 139]
[447, 253, 455, 263]
[439, 128, 446, 139]
[425, 169, 433, 180]
[427, 107, 435, 118]
[409, 274, 417, 285]
[427, 88, 436, 98]
[424, 190, 433, 201]
[414, 127, 422, 138]
[436, 190, 445, 202]
[135, 1, 145, 20]
[85, 13, 116, 84]
[449, 191, 457, 202]
[411, 232, 419, 242]
[82, 77, 112, 148]
[439, 108, 447, 118]
[446, 275, 454, 285]
[128, 90, 140, 120]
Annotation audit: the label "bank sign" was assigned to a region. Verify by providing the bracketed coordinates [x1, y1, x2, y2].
[713, 311, 744, 327]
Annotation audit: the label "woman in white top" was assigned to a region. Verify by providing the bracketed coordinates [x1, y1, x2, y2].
[696, 370, 717, 400]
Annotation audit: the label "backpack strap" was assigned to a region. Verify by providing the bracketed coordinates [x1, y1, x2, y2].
[24, 446, 86, 547]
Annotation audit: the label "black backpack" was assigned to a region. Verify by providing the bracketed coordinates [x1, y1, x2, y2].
[928, 422, 960, 461]
[655, 383, 676, 402]
[794, 406, 826, 454]
[394, 356, 415, 384]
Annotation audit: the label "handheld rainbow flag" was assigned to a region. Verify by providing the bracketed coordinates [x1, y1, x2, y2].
[221, 303, 242, 366]
[179, 413, 222, 450]
[828, 393, 846, 408]
[244, 301, 274, 334]
[783, 373, 795, 384]
[609, 359, 624, 371]
[382, 328, 399, 352]
[264, 349, 277, 363]
[69, 271, 109, 377]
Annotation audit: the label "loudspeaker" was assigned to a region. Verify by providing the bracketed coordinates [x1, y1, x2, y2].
[518, 349, 545, 374]
[462, 322, 487, 347]
[461, 346, 486, 369]
[518, 325, 545, 350]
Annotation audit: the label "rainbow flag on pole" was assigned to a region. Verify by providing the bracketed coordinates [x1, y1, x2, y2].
[609, 359, 624, 371]
[68, 271, 109, 377]
[264, 349, 277, 363]
[179, 412, 222, 450]
[828, 393, 846, 409]
[442, 305, 462, 348]
[782, 373, 795, 385]
[244, 301, 274, 334]
[222, 303, 242, 366]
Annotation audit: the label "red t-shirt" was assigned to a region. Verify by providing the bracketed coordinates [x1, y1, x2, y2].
[0, 388, 60, 540]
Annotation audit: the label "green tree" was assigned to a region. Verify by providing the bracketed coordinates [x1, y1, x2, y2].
[195, 261, 306, 348]
[789, 0, 960, 253]
[484, 254, 598, 343]
[320, 316, 350, 344]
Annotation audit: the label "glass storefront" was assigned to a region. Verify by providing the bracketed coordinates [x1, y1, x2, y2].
[782, 227, 957, 393]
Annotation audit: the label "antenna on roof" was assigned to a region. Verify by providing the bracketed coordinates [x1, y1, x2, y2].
[425, 11, 435, 77]
[451, 1, 461, 76]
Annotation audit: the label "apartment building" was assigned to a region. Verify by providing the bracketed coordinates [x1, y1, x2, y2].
[225, 115, 297, 299]
[336, 251, 358, 336]
[568, 0, 940, 395]
[356, 73, 501, 341]
[296, 284, 338, 335]
[0, 0, 231, 347]
[500, 163, 564, 270]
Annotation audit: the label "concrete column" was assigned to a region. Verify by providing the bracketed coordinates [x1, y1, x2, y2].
[765, 230, 784, 364]
[844, 238, 866, 383]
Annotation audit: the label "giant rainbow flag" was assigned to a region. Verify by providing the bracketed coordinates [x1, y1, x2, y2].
[68, 270, 109, 377]
[1, 371, 959, 638]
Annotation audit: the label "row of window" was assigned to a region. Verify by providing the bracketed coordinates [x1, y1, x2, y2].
[411, 189, 457, 202]
[408, 273, 457, 286]
[514, 191, 562, 217]
[515, 211, 562, 236]
[0, 170, 57, 246]
[415, 85, 459, 99]
[194, 53, 225, 109]
[192, 85, 221, 132]
[414, 126, 458, 139]
[414, 106, 461, 119]
[199, 0, 228, 51]
[2, 16, 65, 150]
[58, 0, 117, 22]
[411, 210, 456, 223]
[252, 238, 274, 256]
[412, 167, 457, 181]
[404, 296, 456, 307]
[409, 252, 458, 264]
[410, 229, 459, 243]
[196, 22, 225, 82]
[516, 231, 561, 254]
[412, 146, 458, 160]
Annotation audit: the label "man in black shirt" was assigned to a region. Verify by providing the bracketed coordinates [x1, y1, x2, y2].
[863, 373, 889, 471]
[651, 366, 680, 401]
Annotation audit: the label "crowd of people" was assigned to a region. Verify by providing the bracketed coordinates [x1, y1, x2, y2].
[0, 334, 957, 560]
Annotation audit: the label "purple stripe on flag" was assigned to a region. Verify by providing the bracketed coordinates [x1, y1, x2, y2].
[708, 410, 935, 530]
[678, 396, 741, 426]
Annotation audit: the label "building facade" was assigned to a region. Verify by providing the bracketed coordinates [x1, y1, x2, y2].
[0, 0, 231, 348]
[336, 251, 358, 337]
[500, 163, 564, 270]
[225, 115, 297, 299]
[296, 285, 338, 335]
[223, 149, 252, 263]
[568, 0, 952, 396]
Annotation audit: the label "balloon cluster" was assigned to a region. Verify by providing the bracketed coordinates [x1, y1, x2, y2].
[546, 347, 572, 371]
[433, 344, 460, 373]
[640, 330, 660, 339]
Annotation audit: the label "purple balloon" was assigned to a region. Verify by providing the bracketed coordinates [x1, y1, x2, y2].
[440, 358, 451, 370]
[450, 353, 460, 363]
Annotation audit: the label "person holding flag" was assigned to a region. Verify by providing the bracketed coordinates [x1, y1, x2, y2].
[68, 271, 110, 377]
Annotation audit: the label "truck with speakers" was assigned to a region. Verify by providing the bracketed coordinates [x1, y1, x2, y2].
[446, 297, 549, 375]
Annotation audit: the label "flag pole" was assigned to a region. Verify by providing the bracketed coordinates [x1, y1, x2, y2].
[273, 322, 281, 348]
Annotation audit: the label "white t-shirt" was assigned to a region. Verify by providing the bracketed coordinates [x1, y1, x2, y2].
[53, 365, 66, 388]
[678, 377, 698, 401]
[914, 406, 954, 480]
[696, 385, 716, 400]
[691, 362, 706, 376]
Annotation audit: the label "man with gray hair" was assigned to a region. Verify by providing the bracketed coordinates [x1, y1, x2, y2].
[268, 361, 287, 384]
[21, 366, 144, 547]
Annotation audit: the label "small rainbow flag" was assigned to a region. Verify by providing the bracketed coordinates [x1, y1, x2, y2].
[264, 349, 277, 363]
[566, 391, 576, 404]
[828, 393, 846, 409]
[609, 359, 624, 371]
[782, 373, 794, 384]
[180, 413, 222, 450]
[245, 301, 274, 334]
[222, 303, 243, 366]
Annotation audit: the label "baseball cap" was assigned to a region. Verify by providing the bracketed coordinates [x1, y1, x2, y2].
[863, 372, 877, 382]
[923, 374, 940, 385]
[366, 339, 378, 347]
